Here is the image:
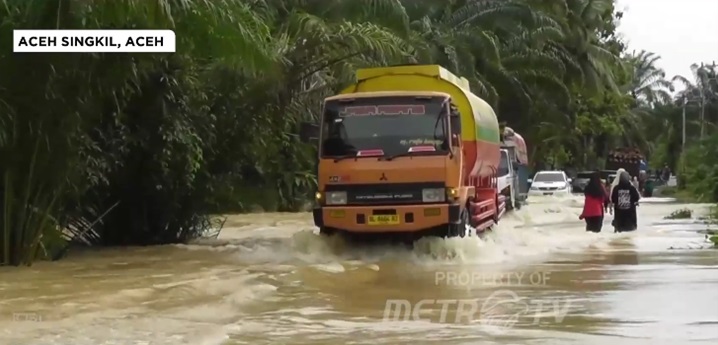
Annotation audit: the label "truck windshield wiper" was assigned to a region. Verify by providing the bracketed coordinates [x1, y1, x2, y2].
[381, 151, 416, 161]
[333, 154, 358, 162]
[386, 151, 436, 161]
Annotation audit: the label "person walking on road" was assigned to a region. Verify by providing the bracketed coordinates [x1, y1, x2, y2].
[661, 164, 671, 183]
[579, 171, 610, 233]
[611, 171, 641, 233]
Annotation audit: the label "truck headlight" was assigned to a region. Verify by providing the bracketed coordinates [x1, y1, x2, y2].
[446, 187, 458, 200]
[422, 188, 445, 203]
[325, 191, 347, 205]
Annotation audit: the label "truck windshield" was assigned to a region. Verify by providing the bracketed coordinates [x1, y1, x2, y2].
[320, 96, 448, 158]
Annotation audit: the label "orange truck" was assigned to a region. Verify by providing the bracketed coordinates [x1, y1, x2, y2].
[299, 65, 507, 239]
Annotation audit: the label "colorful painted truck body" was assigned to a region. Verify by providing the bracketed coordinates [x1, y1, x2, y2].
[299, 65, 505, 238]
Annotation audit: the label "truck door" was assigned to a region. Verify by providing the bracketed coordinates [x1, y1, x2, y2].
[499, 149, 520, 209]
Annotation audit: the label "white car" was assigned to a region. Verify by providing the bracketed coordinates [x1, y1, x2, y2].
[528, 171, 572, 196]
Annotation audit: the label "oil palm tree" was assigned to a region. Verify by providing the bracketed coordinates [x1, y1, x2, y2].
[673, 63, 718, 138]
[624, 50, 674, 107]
[0, 0, 278, 264]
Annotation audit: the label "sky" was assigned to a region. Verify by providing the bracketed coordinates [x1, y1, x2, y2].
[616, 0, 718, 84]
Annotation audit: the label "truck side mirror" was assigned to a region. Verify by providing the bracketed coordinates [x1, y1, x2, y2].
[450, 114, 461, 135]
[449, 113, 461, 149]
[299, 122, 319, 143]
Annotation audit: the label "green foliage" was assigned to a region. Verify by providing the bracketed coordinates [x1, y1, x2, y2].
[0, 0, 710, 264]
[677, 135, 718, 202]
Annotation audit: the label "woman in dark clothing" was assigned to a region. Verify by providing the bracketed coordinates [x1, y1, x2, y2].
[611, 171, 641, 233]
[579, 171, 610, 232]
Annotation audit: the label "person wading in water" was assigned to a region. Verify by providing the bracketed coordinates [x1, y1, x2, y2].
[579, 171, 610, 233]
[611, 171, 641, 233]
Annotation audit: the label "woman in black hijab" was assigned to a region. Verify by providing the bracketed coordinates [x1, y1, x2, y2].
[611, 171, 641, 233]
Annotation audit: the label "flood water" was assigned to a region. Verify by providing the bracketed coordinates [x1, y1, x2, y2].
[1, 196, 717, 345]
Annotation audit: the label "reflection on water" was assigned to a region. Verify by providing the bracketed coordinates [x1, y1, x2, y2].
[0, 195, 717, 344]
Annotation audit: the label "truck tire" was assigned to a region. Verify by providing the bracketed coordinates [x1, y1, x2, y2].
[319, 227, 335, 236]
[506, 188, 514, 211]
[448, 208, 469, 238]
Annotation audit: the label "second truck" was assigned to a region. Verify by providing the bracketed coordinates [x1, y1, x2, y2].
[299, 65, 525, 240]
[498, 127, 529, 210]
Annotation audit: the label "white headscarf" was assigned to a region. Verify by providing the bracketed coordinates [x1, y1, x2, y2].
[611, 168, 627, 195]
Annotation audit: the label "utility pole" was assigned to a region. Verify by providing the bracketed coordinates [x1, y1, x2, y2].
[682, 97, 687, 150]
[700, 82, 705, 139]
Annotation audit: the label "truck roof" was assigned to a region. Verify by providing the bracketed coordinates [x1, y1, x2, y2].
[356, 65, 472, 91]
[325, 90, 450, 101]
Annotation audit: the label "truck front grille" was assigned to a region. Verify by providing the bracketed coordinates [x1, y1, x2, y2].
[325, 182, 445, 205]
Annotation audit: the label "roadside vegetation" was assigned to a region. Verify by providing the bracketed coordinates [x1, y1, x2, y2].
[664, 208, 693, 220]
[706, 206, 718, 247]
[1, 0, 716, 265]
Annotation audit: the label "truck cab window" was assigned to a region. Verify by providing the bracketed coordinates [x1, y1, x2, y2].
[322, 120, 354, 156]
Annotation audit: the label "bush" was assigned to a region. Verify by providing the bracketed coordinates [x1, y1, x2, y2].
[664, 208, 692, 220]
[678, 134, 718, 202]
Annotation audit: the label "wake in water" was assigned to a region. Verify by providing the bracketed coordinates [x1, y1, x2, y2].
[180, 193, 622, 266]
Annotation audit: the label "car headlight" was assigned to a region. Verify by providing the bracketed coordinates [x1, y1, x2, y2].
[530, 186, 539, 190]
[422, 188, 445, 202]
[325, 191, 347, 205]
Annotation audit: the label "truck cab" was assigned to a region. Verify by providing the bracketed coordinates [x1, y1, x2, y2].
[498, 127, 529, 209]
[497, 149, 518, 209]
[300, 91, 468, 239]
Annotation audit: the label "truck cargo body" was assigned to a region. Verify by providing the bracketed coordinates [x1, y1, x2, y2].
[606, 147, 645, 178]
[304, 65, 504, 238]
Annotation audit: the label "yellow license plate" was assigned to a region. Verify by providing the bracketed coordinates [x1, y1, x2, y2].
[368, 215, 400, 225]
[329, 210, 345, 218]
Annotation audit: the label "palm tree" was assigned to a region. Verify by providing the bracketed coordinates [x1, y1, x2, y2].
[624, 50, 674, 107]
[551, 0, 626, 93]
[673, 62, 718, 138]
[611, 50, 675, 156]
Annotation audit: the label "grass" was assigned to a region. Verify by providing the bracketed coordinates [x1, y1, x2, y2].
[658, 186, 703, 203]
[664, 208, 693, 220]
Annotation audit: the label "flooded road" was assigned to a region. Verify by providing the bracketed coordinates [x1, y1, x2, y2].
[1, 196, 717, 344]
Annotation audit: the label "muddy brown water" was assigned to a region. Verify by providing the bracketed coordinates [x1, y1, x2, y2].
[1, 196, 716, 345]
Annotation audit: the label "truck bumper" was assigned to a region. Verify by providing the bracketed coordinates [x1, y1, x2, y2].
[313, 203, 461, 233]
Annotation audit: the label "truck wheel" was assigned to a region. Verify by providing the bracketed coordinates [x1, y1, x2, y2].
[448, 208, 469, 238]
[506, 190, 514, 211]
[319, 227, 335, 236]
